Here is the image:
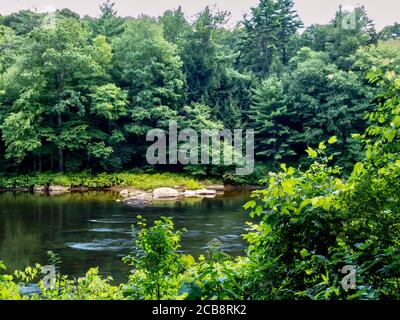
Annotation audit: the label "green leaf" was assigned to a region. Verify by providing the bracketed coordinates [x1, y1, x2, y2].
[306, 147, 318, 158]
[328, 136, 337, 144]
[300, 249, 310, 258]
[243, 200, 257, 210]
[383, 128, 396, 142]
[254, 205, 263, 216]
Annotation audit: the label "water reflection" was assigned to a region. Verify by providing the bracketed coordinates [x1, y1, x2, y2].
[0, 191, 251, 282]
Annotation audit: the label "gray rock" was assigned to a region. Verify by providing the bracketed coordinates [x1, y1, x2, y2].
[183, 190, 199, 197]
[153, 187, 181, 199]
[34, 185, 48, 192]
[119, 189, 129, 197]
[195, 189, 217, 196]
[123, 192, 153, 208]
[48, 185, 70, 192]
[205, 185, 225, 191]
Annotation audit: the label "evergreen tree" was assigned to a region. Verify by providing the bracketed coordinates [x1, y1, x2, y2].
[160, 6, 191, 46]
[380, 23, 400, 41]
[240, 0, 302, 75]
[299, 5, 377, 70]
[1, 10, 43, 35]
[285, 48, 374, 168]
[89, 1, 124, 39]
[181, 6, 228, 103]
[248, 76, 296, 161]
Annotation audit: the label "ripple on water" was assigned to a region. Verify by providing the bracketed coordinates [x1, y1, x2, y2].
[89, 228, 131, 234]
[88, 219, 135, 224]
[67, 239, 131, 251]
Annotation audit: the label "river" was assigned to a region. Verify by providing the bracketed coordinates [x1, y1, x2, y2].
[0, 190, 251, 283]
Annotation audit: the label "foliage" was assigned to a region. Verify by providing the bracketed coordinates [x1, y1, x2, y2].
[1, 1, 400, 302]
[240, 0, 302, 75]
[242, 72, 400, 299]
[0, 172, 205, 190]
[123, 216, 188, 299]
[0, 1, 393, 180]
[248, 76, 296, 161]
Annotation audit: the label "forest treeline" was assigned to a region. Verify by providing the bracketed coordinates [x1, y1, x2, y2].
[1, 70, 400, 299]
[0, 0, 399, 181]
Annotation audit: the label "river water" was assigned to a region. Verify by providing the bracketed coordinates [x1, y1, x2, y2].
[0, 190, 251, 282]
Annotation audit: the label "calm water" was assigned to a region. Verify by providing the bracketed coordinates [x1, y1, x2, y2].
[0, 191, 251, 282]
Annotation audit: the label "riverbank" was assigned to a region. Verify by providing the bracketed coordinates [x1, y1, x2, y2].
[0, 172, 223, 192]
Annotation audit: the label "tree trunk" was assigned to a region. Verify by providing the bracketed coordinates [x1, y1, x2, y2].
[282, 46, 287, 65]
[38, 154, 42, 172]
[56, 71, 65, 173]
[262, 38, 270, 74]
[58, 148, 64, 173]
[57, 112, 64, 173]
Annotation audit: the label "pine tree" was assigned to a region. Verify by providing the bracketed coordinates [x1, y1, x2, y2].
[160, 6, 191, 46]
[248, 76, 297, 160]
[240, 0, 302, 75]
[90, 1, 124, 39]
[380, 23, 400, 41]
[275, 0, 303, 64]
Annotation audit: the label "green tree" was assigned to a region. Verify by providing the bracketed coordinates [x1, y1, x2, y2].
[88, 1, 125, 40]
[181, 7, 229, 103]
[113, 17, 186, 135]
[160, 6, 191, 46]
[285, 48, 373, 168]
[1, 10, 43, 35]
[239, 0, 302, 75]
[0, 17, 114, 172]
[380, 23, 400, 41]
[299, 6, 377, 70]
[351, 40, 400, 75]
[248, 76, 297, 161]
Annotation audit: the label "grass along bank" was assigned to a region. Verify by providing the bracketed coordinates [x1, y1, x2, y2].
[0, 172, 220, 191]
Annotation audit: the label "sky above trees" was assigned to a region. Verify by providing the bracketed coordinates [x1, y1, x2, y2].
[0, 0, 398, 30]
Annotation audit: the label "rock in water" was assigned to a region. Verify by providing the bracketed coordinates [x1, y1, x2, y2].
[183, 190, 199, 197]
[34, 185, 48, 192]
[123, 192, 153, 208]
[48, 185, 70, 192]
[194, 189, 217, 196]
[119, 189, 129, 197]
[205, 185, 225, 191]
[153, 187, 181, 199]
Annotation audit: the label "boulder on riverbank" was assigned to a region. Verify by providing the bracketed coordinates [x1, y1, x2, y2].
[183, 190, 198, 197]
[34, 185, 48, 192]
[194, 189, 217, 196]
[205, 185, 225, 191]
[119, 189, 130, 197]
[119, 189, 148, 197]
[48, 185, 70, 192]
[153, 187, 181, 199]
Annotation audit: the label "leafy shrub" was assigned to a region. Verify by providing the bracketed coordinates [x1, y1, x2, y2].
[0, 172, 205, 190]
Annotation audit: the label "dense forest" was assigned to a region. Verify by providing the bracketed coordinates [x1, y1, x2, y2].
[0, 0, 399, 182]
[1, 0, 400, 301]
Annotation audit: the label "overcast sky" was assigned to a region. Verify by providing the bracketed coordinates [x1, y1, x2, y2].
[0, 0, 399, 30]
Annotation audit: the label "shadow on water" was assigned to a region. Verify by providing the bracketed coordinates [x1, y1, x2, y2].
[0, 190, 252, 283]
